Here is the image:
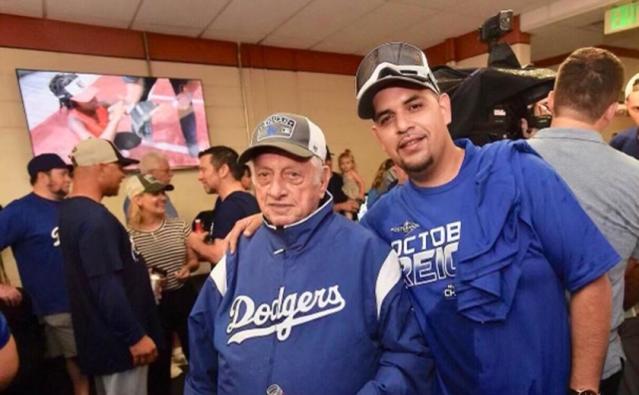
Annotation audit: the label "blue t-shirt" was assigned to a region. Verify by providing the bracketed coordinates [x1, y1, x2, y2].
[0, 193, 69, 316]
[361, 140, 619, 394]
[0, 312, 9, 348]
[610, 127, 639, 159]
[59, 196, 162, 375]
[210, 191, 259, 240]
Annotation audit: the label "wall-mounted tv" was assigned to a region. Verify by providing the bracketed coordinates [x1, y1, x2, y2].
[16, 69, 211, 169]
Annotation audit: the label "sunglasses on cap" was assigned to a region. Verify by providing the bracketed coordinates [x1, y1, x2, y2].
[356, 42, 441, 119]
[356, 43, 440, 98]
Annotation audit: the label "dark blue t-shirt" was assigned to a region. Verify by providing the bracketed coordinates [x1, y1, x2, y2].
[59, 196, 162, 375]
[210, 191, 259, 240]
[610, 127, 639, 159]
[361, 140, 619, 394]
[0, 193, 69, 316]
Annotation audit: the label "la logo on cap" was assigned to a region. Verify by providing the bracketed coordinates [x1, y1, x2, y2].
[256, 115, 296, 141]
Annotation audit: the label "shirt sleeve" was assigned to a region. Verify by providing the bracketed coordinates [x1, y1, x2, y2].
[0, 312, 10, 348]
[0, 202, 26, 250]
[79, 216, 145, 345]
[358, 250, 435, 395]
[521, 153, 620, 292]
[184, 256, 227, 395]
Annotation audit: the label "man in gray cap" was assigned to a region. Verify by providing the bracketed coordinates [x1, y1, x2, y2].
[185, 113, 432, 395]
[58, 139, 162, 395]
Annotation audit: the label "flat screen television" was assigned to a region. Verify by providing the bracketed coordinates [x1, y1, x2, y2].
[16, 69, 211, 169]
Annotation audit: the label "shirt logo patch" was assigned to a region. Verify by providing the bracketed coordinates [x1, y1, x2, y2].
[390, 220, 420, 234]
[256, 115, 296, 142]
[51, 226, 60, 247]
[226, 285, 346, 344]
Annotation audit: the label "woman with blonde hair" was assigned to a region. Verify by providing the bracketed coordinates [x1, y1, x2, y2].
[338, 149, 365, 220]
[124, 174, 199, 395]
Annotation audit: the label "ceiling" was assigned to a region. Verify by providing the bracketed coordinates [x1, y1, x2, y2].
[0, 0, 635, 62]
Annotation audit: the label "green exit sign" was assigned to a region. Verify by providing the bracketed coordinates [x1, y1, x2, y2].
[605, 3, 639, 34]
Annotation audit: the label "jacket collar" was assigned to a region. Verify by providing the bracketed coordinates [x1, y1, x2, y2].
[262, 192, 334, 252]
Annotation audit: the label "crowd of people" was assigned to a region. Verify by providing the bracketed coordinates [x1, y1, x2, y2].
[1, 41, 639, 395]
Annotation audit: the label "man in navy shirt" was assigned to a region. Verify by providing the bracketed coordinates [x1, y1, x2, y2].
[59, 139, 162, 395]
[190, 146, 259, 265]
[354, 42, 616, 395]
[0, 153, 89, 395]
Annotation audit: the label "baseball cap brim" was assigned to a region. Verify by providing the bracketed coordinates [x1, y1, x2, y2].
[110, 140, 139, 167]
[146, 183, 174, 193]
[357, 75, 439, 119]
[239, 141, 314, 164]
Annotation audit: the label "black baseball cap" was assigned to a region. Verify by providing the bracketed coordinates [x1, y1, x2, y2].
[356, 42, 440, 119]
[27, 153, 72, 178]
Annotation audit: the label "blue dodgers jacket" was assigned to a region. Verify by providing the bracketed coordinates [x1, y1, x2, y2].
[185, 196, 433, 395]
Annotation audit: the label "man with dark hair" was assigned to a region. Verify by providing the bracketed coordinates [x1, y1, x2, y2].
[227, 44, 617, 394]
[59, 139, 162, 395]
[610, 73, 639, 159]
[529, 47, 639, 395]
[0, 153, 89, 395]
[190, 146, 259, 264]
[551, 48, 624, 122]
[354, 43, 616, 394]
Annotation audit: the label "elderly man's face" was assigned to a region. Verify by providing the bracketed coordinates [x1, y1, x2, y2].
[149, 159, 173, 184]
[252, 152, 329, 226]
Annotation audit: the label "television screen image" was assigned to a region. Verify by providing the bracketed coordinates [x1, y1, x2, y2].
[16, 69, 211, 169]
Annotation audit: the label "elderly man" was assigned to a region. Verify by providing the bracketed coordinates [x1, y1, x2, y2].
[528, 47, 639, 395]
[184, 113, 432, 395]
[59, 139, 162, 395]
[123, 151, 178, 219]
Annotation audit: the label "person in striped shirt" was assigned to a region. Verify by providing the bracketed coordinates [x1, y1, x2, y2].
[125, 174, 199, 395]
